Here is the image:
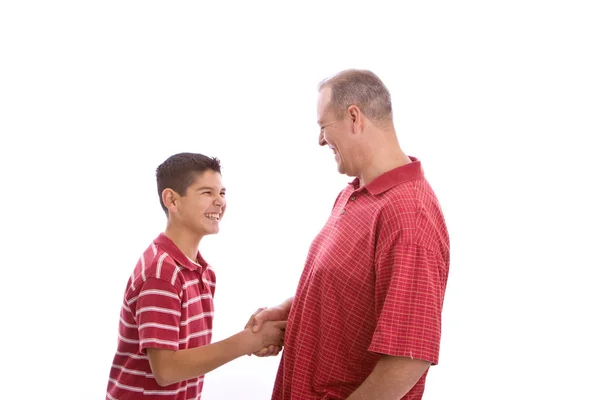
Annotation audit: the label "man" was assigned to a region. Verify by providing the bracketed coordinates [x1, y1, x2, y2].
[106, 152, 285, 399]
[248, 70, 450, 399]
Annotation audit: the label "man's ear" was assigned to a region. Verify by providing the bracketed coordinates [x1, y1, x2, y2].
[347, 105, 363, 133]
[162, 188, 179, 214]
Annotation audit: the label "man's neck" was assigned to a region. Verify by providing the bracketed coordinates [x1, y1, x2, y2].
[164, 224, 203, 261]
[358, 145, 411, 187]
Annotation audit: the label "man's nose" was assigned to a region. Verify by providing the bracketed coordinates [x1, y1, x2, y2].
[318, 130, 327, 146]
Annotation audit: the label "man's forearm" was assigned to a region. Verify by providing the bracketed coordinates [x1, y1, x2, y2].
[346, 355, 430, 400]
[148, 329, 253, 386]
[277, 296, 294, 317]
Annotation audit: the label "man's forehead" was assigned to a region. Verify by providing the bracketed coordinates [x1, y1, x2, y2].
[317, 88, 333, 121]
[318, 87, 332, 104]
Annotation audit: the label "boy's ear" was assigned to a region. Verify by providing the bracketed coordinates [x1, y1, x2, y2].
[162, 188, 179, 213]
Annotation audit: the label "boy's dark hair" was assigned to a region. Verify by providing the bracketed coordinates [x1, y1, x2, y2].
[156, 152, 222, 214]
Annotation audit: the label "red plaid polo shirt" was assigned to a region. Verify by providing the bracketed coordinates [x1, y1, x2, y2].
[272, 157, 450, 400]
[106, 233, 216, 400]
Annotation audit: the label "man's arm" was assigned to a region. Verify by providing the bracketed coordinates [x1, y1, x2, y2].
[147, 321, 286, 387]
[346, 355, 430, 400]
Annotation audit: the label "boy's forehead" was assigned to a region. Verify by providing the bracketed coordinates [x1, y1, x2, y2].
[190, 170, 224, 188]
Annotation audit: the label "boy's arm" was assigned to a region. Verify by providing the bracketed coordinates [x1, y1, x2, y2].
[148, 322, 286, 387]
[134, 277, 285, 386]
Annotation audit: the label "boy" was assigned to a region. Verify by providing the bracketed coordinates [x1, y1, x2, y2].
[106, 152, 285, 399]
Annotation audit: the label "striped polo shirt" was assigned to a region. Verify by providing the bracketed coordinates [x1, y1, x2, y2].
[107, 233, 216, 399]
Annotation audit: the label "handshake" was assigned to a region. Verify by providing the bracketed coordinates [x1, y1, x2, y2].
[243, 305, 288, 357]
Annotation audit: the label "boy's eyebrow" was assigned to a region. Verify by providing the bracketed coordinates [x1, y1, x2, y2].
[196, 186, 226, 191]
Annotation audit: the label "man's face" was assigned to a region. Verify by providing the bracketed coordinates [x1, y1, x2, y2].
[173, 170, 226, 237]
[317, 87, 356, 176]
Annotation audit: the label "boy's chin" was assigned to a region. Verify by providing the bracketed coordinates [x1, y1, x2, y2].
[203, 226, 219, 235]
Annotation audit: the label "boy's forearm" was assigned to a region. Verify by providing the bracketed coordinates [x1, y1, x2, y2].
[150, 329, 253, 386]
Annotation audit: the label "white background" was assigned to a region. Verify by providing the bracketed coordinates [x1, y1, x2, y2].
[1, 1, 599, 399]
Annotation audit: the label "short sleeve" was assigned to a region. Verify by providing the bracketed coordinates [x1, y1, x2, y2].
[134, 277, 182, 353]
[369, 240, 444, 365]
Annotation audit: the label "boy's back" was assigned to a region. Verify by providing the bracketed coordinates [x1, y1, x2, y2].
[107, 233, 215, 399]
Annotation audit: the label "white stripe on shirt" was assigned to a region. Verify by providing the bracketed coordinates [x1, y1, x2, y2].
[108, 378, 143, 393]
[156, 253, 168, 279]
[180, 311, 214, 326]
[179, 329, 211, 344]
[136, 306, 181, 317]
[182, 294, 211, 308]
[182, 279, 199, 289]
[141, 254, 146, 282]
[111, 363, 153, 377]
[171, 265, 182, 286]
[139, 322, 179, 331]
[128, 289, 180, 305]
[140, 338, 179, 347]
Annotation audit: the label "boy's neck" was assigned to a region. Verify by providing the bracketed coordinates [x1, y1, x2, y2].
[164, 224, 203, 261]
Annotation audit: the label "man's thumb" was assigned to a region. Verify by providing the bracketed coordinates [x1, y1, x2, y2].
[274, 320, 287, 329]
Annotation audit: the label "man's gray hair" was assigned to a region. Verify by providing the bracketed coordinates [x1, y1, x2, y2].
[318, 69, 393, 121]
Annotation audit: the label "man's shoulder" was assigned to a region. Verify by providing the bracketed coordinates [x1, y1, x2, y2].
[377, 179, 448, 250]
[379, 178, 441, 213]
[376, 181, 421, 221]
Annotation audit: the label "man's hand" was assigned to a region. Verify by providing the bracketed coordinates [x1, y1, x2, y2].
[246, 320, 286, 354]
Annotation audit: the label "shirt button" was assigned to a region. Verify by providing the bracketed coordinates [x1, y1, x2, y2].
[350, 196, 356, 201]
[341, 209, 346, 215]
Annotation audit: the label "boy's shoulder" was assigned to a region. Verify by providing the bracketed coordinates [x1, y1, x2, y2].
[130, 240, 187, 292]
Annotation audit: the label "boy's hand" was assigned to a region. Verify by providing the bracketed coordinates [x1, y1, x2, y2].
[245, 307, 288, 357]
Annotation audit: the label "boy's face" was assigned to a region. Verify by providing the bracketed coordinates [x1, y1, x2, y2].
[174, 169, 226, 237]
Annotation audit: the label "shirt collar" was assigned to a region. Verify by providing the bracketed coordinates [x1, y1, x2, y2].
[350, 156, 424, 195]
[154, 233, 207, 271]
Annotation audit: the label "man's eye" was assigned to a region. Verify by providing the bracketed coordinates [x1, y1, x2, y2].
[220, 193, 226, 197]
